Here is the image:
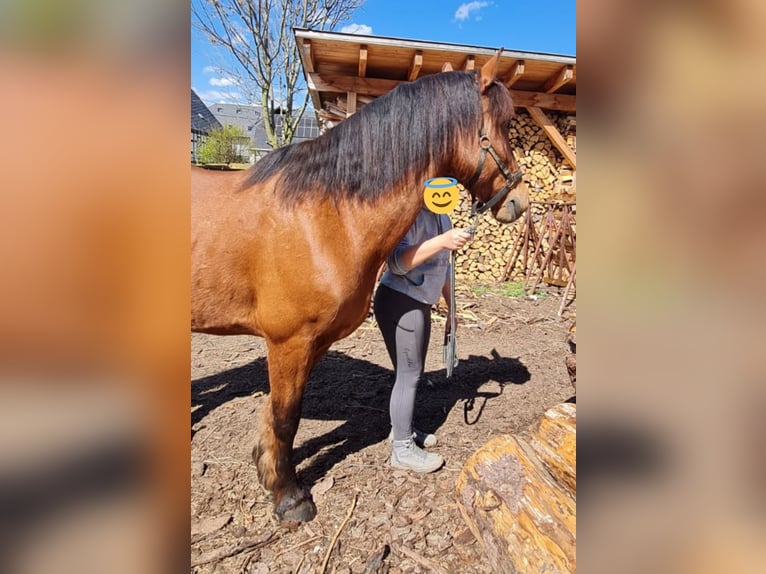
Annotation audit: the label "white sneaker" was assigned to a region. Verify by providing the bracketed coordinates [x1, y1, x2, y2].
[387, 428, 438, 448]
[390, 439, 444, 474]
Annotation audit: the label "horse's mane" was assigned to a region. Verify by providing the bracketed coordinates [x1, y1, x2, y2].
[241, 71, 510, 203]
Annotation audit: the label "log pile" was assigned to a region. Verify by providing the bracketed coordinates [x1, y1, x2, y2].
[456, 402, 576, 574]
[452, 110, 576, 284]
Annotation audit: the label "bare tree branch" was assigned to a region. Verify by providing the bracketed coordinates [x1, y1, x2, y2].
[193, 0, 364, 148]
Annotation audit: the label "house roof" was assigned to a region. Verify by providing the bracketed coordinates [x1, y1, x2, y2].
[208, 102, 322, 149]
[294, 28, 576, 125]
[191, 89, 222, 134]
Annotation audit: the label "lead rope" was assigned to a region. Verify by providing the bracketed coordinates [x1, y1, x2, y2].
[443, 212, 460, 378]
[446, 249, 458, 377]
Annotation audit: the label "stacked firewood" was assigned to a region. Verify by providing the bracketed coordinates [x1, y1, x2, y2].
[452, 110, 576, 283]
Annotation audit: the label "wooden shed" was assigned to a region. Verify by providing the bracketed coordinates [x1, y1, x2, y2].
[294, 28, 577, 288]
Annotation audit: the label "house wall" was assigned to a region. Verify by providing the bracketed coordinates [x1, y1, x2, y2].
[210, 103, 320, 161]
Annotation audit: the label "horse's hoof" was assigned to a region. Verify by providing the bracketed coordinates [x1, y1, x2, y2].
[276, 493, 317, 526]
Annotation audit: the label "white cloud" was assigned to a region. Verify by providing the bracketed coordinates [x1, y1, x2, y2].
[197, 90, 242, 104]
[203, 65, 217, 74]
[340, 23, 372, 35]
[454, 1, 489, 21]
[209, 77, 238, 87]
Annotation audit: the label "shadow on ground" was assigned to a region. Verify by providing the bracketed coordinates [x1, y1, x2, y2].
[192, 349, 530, 488]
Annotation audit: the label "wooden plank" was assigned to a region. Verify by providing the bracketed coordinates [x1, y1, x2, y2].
[299, 39, 324, 115]
[408, 50, 423, 81]
[358, 45, 367, 77]
[464, 55, 475, 71]
[346, 91, 357, 117]
[308, 72, 399, 97]
[317, 109, 345, 122]
[542, 65, 574, 94]
[510, 90, 575, 112]
[525, 106, 577, 168]
[504, 60, 525, 87]
[325, 100, 347, 117]
[441, 61, 454, 72]
[300, 39, 315, 73]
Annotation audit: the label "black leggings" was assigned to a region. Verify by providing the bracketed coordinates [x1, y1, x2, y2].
[373, 284, 432, 442]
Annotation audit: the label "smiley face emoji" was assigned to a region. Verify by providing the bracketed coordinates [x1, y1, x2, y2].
[423, 177, 460, 214]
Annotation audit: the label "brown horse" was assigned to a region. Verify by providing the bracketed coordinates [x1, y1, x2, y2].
[191, 52, 529, 524]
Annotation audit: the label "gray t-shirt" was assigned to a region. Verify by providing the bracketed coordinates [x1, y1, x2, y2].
[380, 209, 452, 305]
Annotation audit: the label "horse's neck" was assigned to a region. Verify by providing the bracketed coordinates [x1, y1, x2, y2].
[344, 176, 434, 271]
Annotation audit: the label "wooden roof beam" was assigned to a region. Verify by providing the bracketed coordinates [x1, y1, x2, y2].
[542, 65, 574, 94]
[358, 45, 367, 77]
[300, 39, 323, 113]
[307, 72, 576, 112]
[300, 39, 315, 73]
[346, 91, 357, 117]
[509, 90, 575, 112]
[441, 61, 454, 72]
[525, 106, 576, 168]
[307, 72, 400, 97]
[463, 55, 475, 71]
[408, 51, 423, 81]
[504, 60, 525, 88]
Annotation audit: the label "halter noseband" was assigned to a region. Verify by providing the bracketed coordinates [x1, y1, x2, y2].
[465, 127, 523, 217]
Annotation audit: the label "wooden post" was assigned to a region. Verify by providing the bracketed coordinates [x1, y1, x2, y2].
[558, 262, 576, 317]
[529, 212, 566, 294]
[525, 205, 555, 292]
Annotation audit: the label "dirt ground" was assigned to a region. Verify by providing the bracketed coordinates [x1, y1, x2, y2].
[191, 287, 575, 573]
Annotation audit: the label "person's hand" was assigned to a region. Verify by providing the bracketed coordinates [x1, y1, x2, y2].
[440, 228, 473, 251]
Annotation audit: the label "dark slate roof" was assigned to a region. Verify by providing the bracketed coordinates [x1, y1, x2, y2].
[191, 89, 222, 134]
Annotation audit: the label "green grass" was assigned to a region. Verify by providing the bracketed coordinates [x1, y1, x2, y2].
[471, 280, 548, 299]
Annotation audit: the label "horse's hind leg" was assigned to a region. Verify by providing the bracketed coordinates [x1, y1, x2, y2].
[253, 337, 322, 525]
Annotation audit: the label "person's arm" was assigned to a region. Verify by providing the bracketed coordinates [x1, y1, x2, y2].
[391, 228, 472, 274]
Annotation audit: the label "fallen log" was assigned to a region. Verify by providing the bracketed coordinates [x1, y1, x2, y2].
[456, 403, 576, 573]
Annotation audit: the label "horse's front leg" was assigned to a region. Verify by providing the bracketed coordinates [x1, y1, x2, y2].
[253, 337, 323, 525]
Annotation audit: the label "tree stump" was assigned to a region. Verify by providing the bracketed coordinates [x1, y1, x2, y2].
[456, 403, 576, 573]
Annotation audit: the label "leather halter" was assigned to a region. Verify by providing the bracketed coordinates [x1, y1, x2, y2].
[465, 126, 523, 217]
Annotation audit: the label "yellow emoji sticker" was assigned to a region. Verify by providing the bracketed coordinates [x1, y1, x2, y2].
[423, 177, 460, 214]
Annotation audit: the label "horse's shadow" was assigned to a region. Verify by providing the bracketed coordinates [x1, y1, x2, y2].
[192, 347, 530, 488]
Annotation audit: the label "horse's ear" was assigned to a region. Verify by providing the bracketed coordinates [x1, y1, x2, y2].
[478, 48, 504, 93]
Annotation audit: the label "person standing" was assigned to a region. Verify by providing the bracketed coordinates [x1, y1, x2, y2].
[373, 208, 472, 473]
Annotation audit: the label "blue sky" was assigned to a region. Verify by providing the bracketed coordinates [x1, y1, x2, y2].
[192, 0, 576, 104]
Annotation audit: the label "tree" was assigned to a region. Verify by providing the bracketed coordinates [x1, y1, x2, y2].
[197, 125, 250, 165]
[193, 0, 364, 149]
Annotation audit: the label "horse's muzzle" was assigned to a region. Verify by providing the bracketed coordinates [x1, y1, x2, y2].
[495, 189, 529, 223]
